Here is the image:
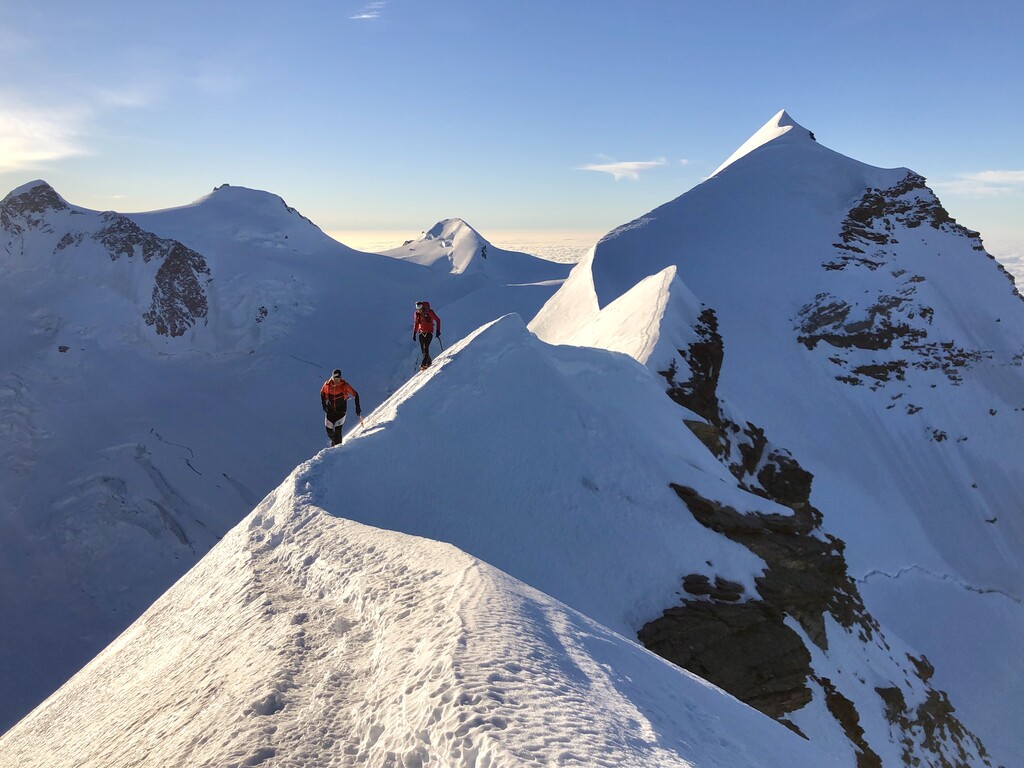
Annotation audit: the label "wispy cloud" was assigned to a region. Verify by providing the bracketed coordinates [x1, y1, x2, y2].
[932, 170, 1024, 197]
[93, 84, 160, 109]
[578, 158, 667, 181]
[351, 1, 386, 20]
[0, 101, 91, 172]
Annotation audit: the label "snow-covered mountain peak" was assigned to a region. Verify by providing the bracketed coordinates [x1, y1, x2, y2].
[1, 179, 74, 229]
[195, 183, 312, 221]
[712, 108, 816, 176]
[424, 216, 486, 245]
[380, 218, 571, 283]
[127, 183, 341, 257]
[417, 218, 488, 271]
[3, 178, 66, 204]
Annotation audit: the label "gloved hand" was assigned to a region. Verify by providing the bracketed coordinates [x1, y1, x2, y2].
[412, 334, 416, 341]
[436, 332, 441, 339]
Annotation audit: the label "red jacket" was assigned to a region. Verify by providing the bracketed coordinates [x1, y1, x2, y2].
[413, 302, 441, 335]
[321, 378, 360, 413]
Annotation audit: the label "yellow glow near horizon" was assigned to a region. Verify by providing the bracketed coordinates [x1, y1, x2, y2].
[327, 229, 604, 253]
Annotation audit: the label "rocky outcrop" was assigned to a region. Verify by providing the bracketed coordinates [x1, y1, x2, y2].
[640, 599, 813, 722]
[1, 182, 72, 235]
[659, 307, 814, 504]
[93, 211, 172, 263]
[660, 307, 722, 423]
[797, 172, 1012, 388]
[92, 212, 212, 337]
[832, 171, 985, 259]
[646, 307, 993, 766]
[142, 242, 211, 337]
[7, 183, 70, 215]
[875, 656, 992, 768]
[1, 184, 211, 339]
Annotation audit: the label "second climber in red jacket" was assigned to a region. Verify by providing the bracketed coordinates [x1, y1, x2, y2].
[320, 369, 361, 446]
[412, 301, 441, 370]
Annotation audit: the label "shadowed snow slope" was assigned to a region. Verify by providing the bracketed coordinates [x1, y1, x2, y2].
[532, 109, 1024, 766]
[0, 487, 839, 768]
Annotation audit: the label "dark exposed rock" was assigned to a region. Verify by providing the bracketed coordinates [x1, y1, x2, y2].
[796, 293, 926, 352]
[56, 232, 84, 251]
[819, 676, 882, 768]
[796, 289, 991, 387]
[667, 484, 872, 649]
[639, 600, 813, 719]
[90, 212, 213, 338]
[681, 573, 713, 596]
[642, 470, 992, 765]
[802, 171, 1013, 389]
[2, 182, 69, 216]
[837, 172, 984, 253]
[2, 184, 213, 340]
[1, 182, 70, 235]
[875, 680, 992, 767]
[660, 308, 723, 423]
[94, 212, 171, 263]
[852, 361, 908, 383]
[659, 313, 814, 508]
[682, 419, 727, 458]
[648, 303, 992, 765]
[908, 653, 934, 684]
[142, 242, 211, 337]
[680, 573, 745, 602]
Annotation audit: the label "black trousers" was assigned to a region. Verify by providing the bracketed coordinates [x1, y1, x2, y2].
[418, 332, 434, 368]
[324, 400, 348, 445]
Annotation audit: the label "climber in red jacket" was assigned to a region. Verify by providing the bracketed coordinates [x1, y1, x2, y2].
[320, 369, 361, 446]
[412, 301, 441, 370]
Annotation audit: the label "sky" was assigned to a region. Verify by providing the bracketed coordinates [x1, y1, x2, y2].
[1, 0, 1022, 257]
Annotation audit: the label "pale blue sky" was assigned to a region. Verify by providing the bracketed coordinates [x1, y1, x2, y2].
[2, 1, 1021, 255]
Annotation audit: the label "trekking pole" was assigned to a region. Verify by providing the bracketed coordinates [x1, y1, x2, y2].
[436, 335, 444, 351]
[358, 415, 365, 428]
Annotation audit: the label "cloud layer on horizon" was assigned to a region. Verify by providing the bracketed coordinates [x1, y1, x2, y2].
[933, 170, 1024, 197]
[577, 158, 667, 181]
